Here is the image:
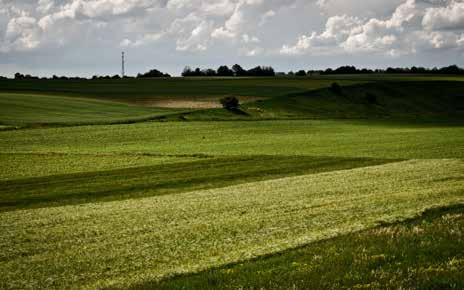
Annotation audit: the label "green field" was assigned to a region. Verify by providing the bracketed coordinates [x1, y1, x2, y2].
[2, 120, 463, 159]
[0, 93, 182, 127]
[0, 76, 463, 289]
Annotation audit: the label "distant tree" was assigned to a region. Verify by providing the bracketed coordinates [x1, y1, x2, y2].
[14, 73, 40, 80]
[217, 65, 234, 76]
[203, 68, 217, 77]
[334, 66, 358, 74]
[14, 73, 24, 80]
[295, 70, 307, 77]
[439, 65, 463, 74]
[307, 70, 320, 76]
[232, 64, 247, 76]
[360, 68, 374, 74]
[247, 66, 275, 77]
[324, 68, 334, 75]
[261, 66, 275, 76]
[220, 96, 240, 110]
[192, 68, 201, 76]
[138, 69, 170, 78]
[182, 66, 194, 77]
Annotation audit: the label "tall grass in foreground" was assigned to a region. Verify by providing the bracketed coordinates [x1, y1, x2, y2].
[0, 159, 463, 289]
[152, 205, 464, 290]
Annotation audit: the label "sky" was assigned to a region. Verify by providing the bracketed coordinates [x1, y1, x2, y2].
[0, 0, 463, 77]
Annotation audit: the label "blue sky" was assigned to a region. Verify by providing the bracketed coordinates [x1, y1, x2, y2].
[0, 0, 463, 76]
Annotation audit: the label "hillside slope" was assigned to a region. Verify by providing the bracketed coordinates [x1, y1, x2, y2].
[179, 81, 464, 121]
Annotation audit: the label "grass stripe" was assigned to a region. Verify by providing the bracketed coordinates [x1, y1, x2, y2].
[0, 153, 200, 181]
[0, 156, 393, 211]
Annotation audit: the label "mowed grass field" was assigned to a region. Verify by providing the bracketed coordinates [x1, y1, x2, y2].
[0, 76, 463, 289]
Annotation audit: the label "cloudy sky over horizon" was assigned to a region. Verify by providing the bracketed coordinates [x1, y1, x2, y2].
[0, 0, 463, 76]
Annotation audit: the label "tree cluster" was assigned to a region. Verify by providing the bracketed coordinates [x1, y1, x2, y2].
[13, 73, 89, 81]
[182, 64, 275, 77]
[14, 73, 41, 80]
[91, 75, 124, 80]
[137, 69, 171, 78]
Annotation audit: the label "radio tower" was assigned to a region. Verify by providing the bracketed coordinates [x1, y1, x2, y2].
[121, 52, 125, 78]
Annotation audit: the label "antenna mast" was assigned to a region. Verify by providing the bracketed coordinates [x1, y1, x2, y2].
[121, 51, 125, 78]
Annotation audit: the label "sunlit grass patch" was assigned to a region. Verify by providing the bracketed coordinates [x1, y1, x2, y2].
[0, 153, 198, 181]
[152, 206, 464, 290]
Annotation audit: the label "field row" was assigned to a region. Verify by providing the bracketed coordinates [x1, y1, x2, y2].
[1, 159, 463, 289]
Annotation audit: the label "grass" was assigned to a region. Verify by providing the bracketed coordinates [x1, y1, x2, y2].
[0, 153, 199, 181]
[1, 76, 464, 289]
[0, 93, 183, 127]
[1, 159, 463, 289]
[0, 156, 395, 211]
[1, 120, 463, 159]
[151, 205, 464, 290]
[242, 81, 464, 120]
[0, 125, 14, 131]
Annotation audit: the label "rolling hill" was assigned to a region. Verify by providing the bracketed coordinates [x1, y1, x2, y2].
[0, 93, 181, 127]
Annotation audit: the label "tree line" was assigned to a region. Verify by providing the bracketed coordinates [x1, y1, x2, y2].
[4, 64, 464, 80]
[182, 65, 275, 77]
[311, 65, 464, 75]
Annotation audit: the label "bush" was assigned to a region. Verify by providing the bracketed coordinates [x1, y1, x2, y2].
[330, 82, 342, 95]
[220, 96, 240, 110]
